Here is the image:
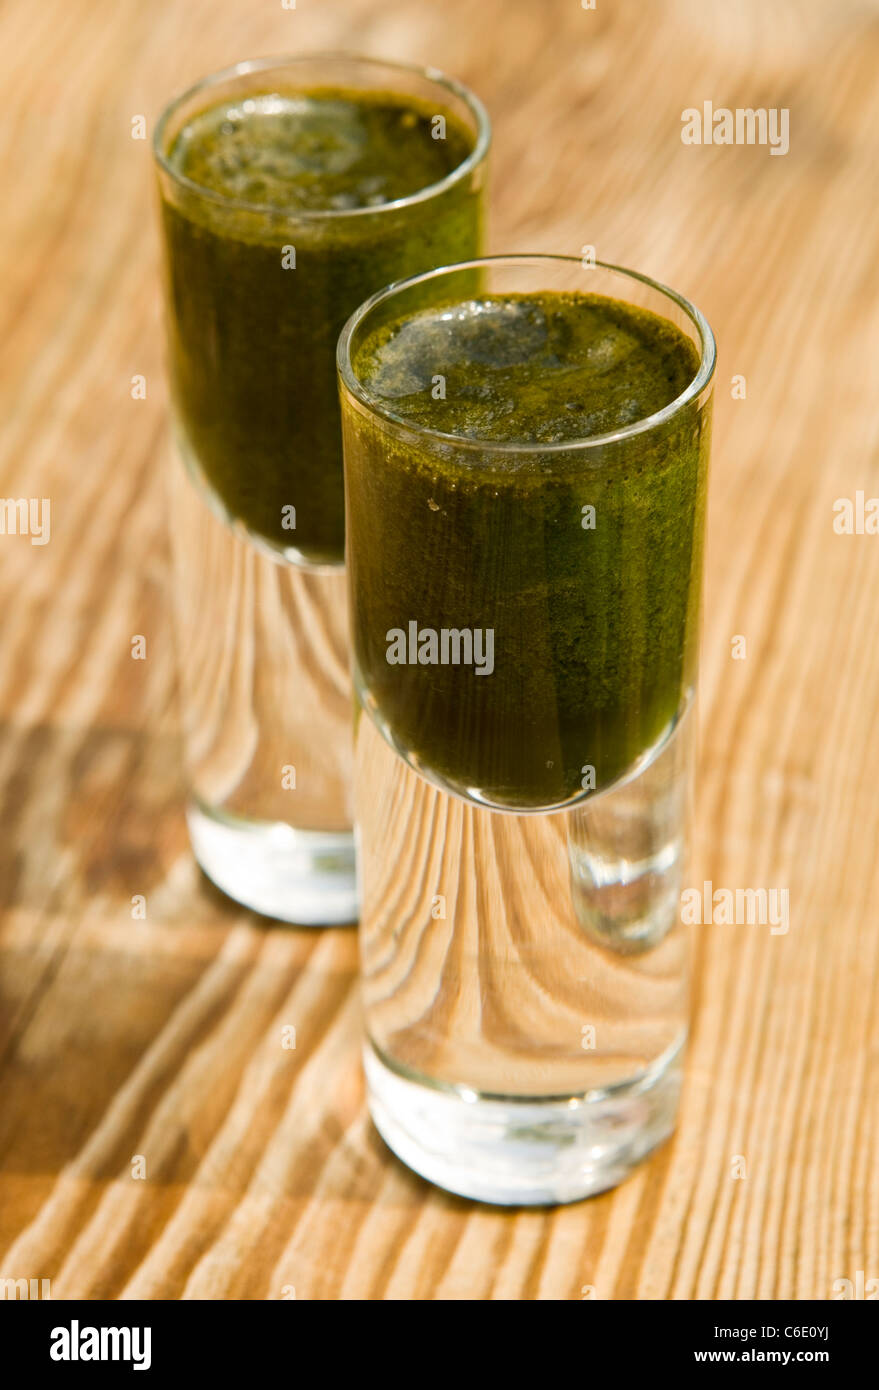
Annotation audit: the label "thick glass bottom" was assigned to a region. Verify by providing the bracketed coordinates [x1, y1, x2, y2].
[364, 1034, 684, 1206]
[187, 797, 357, 926]
[356, 703, 694, 1201]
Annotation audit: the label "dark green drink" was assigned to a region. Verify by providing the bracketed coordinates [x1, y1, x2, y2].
[155, 59, 488, 565]
[340, 266, 712, 809]
[153, 59, 488, 926]
[341, 258, 716, 1204]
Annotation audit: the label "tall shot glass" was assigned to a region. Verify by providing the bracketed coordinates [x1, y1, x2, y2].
[153, 56, 489, 923]
[338, 256, 716, 1202]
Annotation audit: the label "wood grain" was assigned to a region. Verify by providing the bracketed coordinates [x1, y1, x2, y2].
[1, 0, 878, 1299]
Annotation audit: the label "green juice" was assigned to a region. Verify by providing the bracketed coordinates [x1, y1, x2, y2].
[343, 291, 710, 808]
[159, 89, 483, 564]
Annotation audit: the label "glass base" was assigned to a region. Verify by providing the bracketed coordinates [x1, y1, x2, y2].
[187, 798, 357, 926]
[364, 1035, 684, 1206]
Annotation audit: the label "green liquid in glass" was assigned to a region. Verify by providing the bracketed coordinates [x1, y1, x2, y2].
[160, 89, 482, 564]
[344, 291, 709, 808]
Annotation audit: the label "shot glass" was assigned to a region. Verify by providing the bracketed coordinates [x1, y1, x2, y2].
[153, 55, 489, 923]
[338, 255, 715, 1202]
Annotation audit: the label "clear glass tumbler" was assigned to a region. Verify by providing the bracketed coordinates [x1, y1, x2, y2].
[153, 56, 489, 923]
[339, 256, 715, 1201]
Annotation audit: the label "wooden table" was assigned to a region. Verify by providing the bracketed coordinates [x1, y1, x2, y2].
[1, 0, 877, 1300]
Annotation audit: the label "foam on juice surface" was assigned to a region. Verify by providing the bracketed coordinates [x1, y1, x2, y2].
[169, 91, 472, 212]
[355, 293, 699, 444]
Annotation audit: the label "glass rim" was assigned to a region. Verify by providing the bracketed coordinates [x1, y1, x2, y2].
[152, 52, 491, 221]
[337, 255, 717, 454]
